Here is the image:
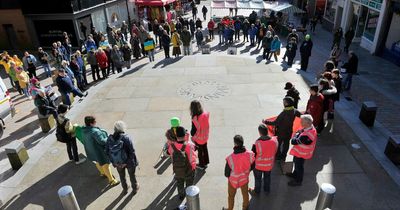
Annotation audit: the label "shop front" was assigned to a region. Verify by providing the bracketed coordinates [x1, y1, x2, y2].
[380, 0, 400, 66]
[135, 0, 178, 23]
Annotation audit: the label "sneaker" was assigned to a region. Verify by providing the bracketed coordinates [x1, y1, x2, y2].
[109, 180, 120, 186]
[83, 91, 89, 97]
[288, 180, 302, 187]
[75, 158, 86, 165]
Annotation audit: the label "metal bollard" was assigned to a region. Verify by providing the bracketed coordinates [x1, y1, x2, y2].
[186, 185, 200, 210]
[315, 183, 336, 210]
[58, 185, 80, 210]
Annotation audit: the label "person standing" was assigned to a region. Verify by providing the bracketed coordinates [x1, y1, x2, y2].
[138, 26, 149, 57]
[195, 18, 202, 29]
[331, 27, 343, 49]
[305, 84, 324, 130]
[223, 135, 255, 210]
[15, 66, 31, 99]
[283, 29, 299, 61]
[249, 24, 257, 46]
[130, 33, 141, 60]
[202, 5, 208, 21]
[22, 51, 37, 79]
[341, 51, 358, 91]
[57, 104, 86, 164]
[262, 31, 273, 61]
[284, 82, 301, 109]
[310, 17, 317, 33]
[299, 34, 313, 71]
[234, 18, 242, 41]
[256, 24, 266, 49]
[69, 56, 84, 91]
[195, 28, 204, 51]
[190, 100, 210, 170]
[269, 35, 281, 62]
[105, 45, 115, 75]
[242, 19, 250, 42]
[331, 69, 342, 102]
[171, 31, 182, 58]
[80, 22, 87, 38]
[87, 49, 100, 81]
[181, 27, 192, 56]
[8, 62, 22, 94]
[286, 38, 298, 67]
[121, 21, 129, 39]
[75, 50, 88, 86]
[189, 19, 196, 38]
[168, 126, 197, 200]
[263, 97, 301, 161]
[106, 121, 139, 195]
[344, 27, 355, 53]
[192, 5, 198, 20]
[81, 116, 120, 186]
[286, 115, 318, 186]
[96, 48, 109, 78]
[144, 34, 156, 62]
[207, 19, 215, 40]
[38, 47, 52, 78]
[218, 22, 226, 44]
[111, 45, 124, 73]
[249, 124, 278, 195]
[161, 30, 171, 59]
[121, 42, 132, 69]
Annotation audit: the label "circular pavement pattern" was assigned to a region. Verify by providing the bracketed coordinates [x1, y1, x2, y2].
[177, 80, 231, 101]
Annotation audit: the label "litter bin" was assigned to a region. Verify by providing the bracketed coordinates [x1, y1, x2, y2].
[384, 135, 400, 165]
[5, 140, 29, 170]
[186, 185, 200, 210]
[359, 101, 377, 127]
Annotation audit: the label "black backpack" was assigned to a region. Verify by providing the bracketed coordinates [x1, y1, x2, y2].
[56, 119, 73, 143]
[107, 135, 128, 167]
[171, 143, 191, 178]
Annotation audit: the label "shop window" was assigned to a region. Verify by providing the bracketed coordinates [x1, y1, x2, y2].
[363, 9, 379, 41]
[324, 0, 337, 23]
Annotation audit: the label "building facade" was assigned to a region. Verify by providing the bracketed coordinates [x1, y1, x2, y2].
[21, 0, 137, 49]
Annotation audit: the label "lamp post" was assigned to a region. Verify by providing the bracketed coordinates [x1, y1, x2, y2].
[125, 0, 132, 31]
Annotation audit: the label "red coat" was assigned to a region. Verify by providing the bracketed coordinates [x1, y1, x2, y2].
[96, 51, 108, 69]
[207, 21, 215, 30]
[306, 94, 325, 126]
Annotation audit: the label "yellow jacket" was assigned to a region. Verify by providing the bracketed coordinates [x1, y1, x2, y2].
[16, 71, 29, 89]
[171, 33, 181, 48]
[13, 57, 23, 67]
[0, 60, 10, 74]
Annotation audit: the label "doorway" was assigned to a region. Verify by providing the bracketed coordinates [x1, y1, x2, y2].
[2, 24, 18, 49]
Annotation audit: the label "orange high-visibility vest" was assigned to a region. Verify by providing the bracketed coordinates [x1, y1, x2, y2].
[226, 150, 255, 189]
[192, 111, 210, 145]
[289, 127, 317, 159]
[255, 137, 278, 171]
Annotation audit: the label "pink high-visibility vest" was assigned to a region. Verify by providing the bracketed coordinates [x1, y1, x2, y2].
[255, 137, 278, 171]
[289, 127, 317, 159]
[226, 150, 255, 189]
[192, 111, 210, 145]
[168, 142, 198, 170]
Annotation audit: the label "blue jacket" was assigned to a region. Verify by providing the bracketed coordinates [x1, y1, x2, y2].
[56, 75, 74, 94]
[249, 27, 258, 38]
[106, 133, 138, 168]
[85, 40, 97, 51]
[271, 39, 281, 52]
[234, 21, 241, 30]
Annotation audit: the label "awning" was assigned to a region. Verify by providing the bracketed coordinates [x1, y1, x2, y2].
[271, 3, 305, 13]
[132, 0, 176, 6]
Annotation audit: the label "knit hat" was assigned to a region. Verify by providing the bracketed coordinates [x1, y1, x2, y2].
[284, 82, 293, 90]
[170, 117, 181, 128]
[175, 126, 186, 138]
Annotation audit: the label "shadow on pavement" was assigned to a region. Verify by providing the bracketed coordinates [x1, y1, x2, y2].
[156, 157, 172, 175]
[1, 159, 111, 210]
[118, 63, 147, 78]
[152, 56, 183, 69]
[143, 179, 179, 210]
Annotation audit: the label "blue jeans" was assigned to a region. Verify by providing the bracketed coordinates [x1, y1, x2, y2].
[343, 73, 353, 90]
[42, 64, 52, 77]
[147, 50, 155, 62]
[253, 169, 271, 193]
[62, 88, 84, 105]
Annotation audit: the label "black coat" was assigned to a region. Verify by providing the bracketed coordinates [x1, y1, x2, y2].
[265, 108, 301, 138]
[342, 54, 358, 74]
[300, 40, 313, 57]
[106, 133, 138, 168]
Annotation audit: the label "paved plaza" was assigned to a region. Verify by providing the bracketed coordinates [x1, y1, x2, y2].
[1, 55, 400, 210]
[1, 1, 400, 209]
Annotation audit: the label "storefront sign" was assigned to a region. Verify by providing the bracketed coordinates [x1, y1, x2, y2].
[352, 0, 382, 10]
[33, 20, 77, 47]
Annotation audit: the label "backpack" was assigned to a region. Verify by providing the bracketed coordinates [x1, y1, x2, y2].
[56, 119, 73, 143]
[107, 135, 128, 166]
[171, 143, 191, 178]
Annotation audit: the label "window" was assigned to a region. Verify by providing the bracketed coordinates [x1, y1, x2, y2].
[363, 9, 379, 41]
[324, 0, 337, 23]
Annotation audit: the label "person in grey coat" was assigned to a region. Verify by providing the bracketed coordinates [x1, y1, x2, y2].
[111, 45, 124, 73]
[86, 49, 100, 81]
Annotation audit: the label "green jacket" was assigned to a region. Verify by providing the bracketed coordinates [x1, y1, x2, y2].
[8, 67, 18, 82]
[80, 126, 110, 165]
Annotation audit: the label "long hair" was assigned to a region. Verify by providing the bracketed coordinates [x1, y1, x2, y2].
[190, 100, 203, 117]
